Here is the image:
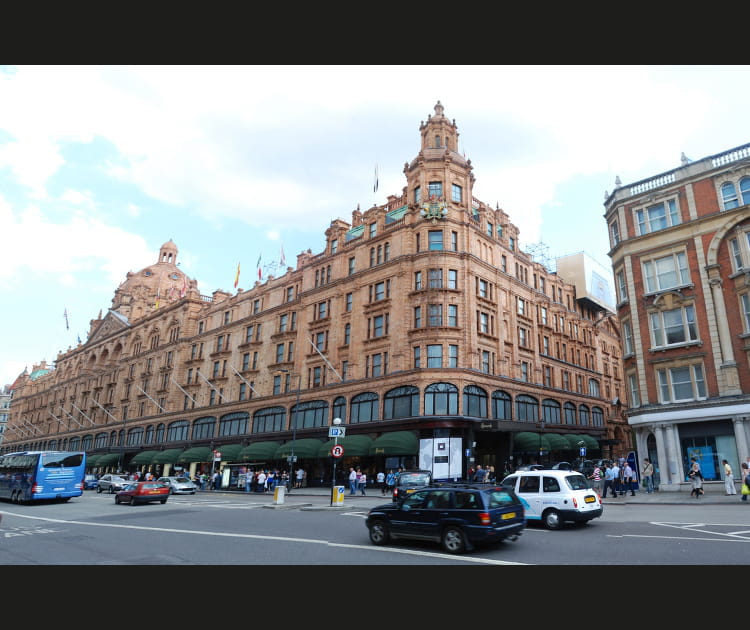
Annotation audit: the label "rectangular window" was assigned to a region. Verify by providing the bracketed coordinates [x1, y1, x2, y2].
[413, 346, 421, 368]
[479, 312, 489, 334]
[428, 181, 442, 199]
[414, 186, 421, 204]
[428, 230, 443, 251]
[369, 223, 377, 238]
[482, 350, 492, 374]
[286, 287, 294, 302]
[348, 257, 355, 275]
[628, 372, 640, 407]
[487, 222, 493, 237]
[428, 304, 442, 327]
[344, 322, 351, 345]
[451, 231, 458, 251]
[478, 278, 488, 298]
[518, 327, 528, 347]
[331, 239, 338, 254]
[242, 353, 250, 371]
[540, 306, 548, 326]
[657, 364, 706, 403]
[501, 255, 507, 273]
[452, 183, 462, 203]
[414, 306, 422, 328]
[317, 301, 327, 319]
[610, 219, 620, 246]
[650, 305, 698, 347]
[635, 198, 680, 235]
[245, 325, 254, 343]
[414, 271, 423, 290]
[427, 344, 442, 368]
[622, 320, 633, 355]
[742, 293, 750, 332]
[372, 314, 386, 338]
[279, 313, 288, 332]
[346, 292, 353, 311]
[520, 361, 528, 381]
[517, 298, 526, 316]
[642, 252, 689, 293]
[616, 269, 627, 303]
[371, 353, 383, 377]
[276, 344, 284, 363]
[448, 269, 458, 289]
[428, 268, 443, 288]
[447, 304, 458, 327]
[448, 344, 458, 368]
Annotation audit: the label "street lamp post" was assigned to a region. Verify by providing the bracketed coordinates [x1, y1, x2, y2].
[538, 421, 546, 466]
[276, 369, 301, 494]
[330, 417, 342, 506]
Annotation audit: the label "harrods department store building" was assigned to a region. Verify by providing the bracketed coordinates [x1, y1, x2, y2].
[4, 102, 629, 483]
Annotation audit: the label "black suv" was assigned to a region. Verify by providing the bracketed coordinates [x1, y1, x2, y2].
[366, 483, 525, 554]
[391, 469, 432, 502]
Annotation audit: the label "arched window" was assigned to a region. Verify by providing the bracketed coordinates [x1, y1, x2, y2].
[332, 396, 347, 423]
[70, 437, 80, 450]
[350, 392, 379, 424]
[463, 385, 488, 418]
[144, 425, 154, 444]
[515, 395, 539, 422]
[155, 423, 165, 443]
[95, 432, 108, 448]
[219, 412, 248, 436]
[492, 390, 512, 420]
[82, 435, 93, 450]
[564, 402, 577, 425]
[293, 400, 328, 429]
[253, 406, 286, 434]
[127, 427, 143, 446]
[424, 382, 458, 415]
[167, 420, 189, 442]
[117, 429, 124, 447]
[383, 386, 419, 419]
[542, 399, 561, 424]
[721, 181, 739, 210]
[579, 404, 590, 426]
[591, 406, 604, 427]
[192, 416, 217, 440]
[109, 431, 117, 447]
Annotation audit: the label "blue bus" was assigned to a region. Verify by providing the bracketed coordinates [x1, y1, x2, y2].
[0, 450, 86, 504]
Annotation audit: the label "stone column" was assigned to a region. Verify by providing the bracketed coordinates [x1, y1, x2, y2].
[733, 416, 750, 464]
[654, 425, 668, 489]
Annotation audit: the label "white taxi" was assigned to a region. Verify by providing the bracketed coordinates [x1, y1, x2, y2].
[500, 469, 602, 530]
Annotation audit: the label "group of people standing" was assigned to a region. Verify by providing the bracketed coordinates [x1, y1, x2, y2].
[590, 459, 640, 498]
[348, 467, 368, 495]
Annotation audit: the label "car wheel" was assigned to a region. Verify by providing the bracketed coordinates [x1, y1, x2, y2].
[97, 486, 102, 494]
[543, 508, 563, 530]
[114, 495, 119, 504]
[130, 496, 137, 506]
[368, 520, 390, 545]
[442, 526, 467, 554]
[160, 499, 167, 504]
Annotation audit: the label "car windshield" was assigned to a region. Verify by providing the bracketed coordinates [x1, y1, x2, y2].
[112, 476, 128, 482]
[399, 472, 430, 485]
[174, 477, 190, 483]
[565, 474, 591, 491]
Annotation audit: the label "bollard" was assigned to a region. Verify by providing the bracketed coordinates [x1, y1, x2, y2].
[331, 485, 345, 506]
[273, 485, 285, 504]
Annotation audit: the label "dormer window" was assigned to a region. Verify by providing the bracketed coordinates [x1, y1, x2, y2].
[435, 135, 441, 148]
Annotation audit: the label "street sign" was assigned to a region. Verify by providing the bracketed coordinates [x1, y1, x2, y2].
[331, 444, 344, 458]
[213, 451, 221, 461]
[579, 447, 586, 456]
[328, 426, 346, 438]
[287, 455, 297, 463]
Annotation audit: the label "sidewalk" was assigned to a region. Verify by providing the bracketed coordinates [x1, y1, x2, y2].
[205, 484, 750, 508]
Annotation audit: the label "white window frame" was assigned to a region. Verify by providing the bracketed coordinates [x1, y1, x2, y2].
[657, 364, 706, 403]
[649, 305, 698, 348]
[642, 251, 689, 293]
[634, 197, 680, 235]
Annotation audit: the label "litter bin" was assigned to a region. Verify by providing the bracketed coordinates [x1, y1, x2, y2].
[273, 485, 285, 504]
[331, 485, 345, 506]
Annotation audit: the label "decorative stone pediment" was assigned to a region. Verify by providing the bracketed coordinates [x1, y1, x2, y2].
[87, 310, 130, 345]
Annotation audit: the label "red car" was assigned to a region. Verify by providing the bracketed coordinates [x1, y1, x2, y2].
[114, 481, 170, 505]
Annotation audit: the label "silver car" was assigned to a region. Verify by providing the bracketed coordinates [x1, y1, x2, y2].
[157, 476, 197, 494]
[96, 474, 131, 494]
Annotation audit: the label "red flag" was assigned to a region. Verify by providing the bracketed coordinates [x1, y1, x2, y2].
[257, 254, 262, 280]
[180, 274, 188, 298]
[234, 262, 241, 288]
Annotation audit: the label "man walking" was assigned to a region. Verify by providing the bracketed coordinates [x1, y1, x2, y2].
[348, 467, 358, 495]
[602, 462, 618, 499]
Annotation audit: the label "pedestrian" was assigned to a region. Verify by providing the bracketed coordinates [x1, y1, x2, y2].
[358, 470, 367, 495]
[610, 460, 621, 497]
[588, 463, 603, 496]
[385, 469, 396, 494]
[623, 461, 636, 496]
[377, 470, 386, 495]
[348, 467, 358, 495]
[256, 469, 266, 492]
[722, 459, 736, 495]
[266, 469, 275, 491]
[641, 458, 655, 494]
[245, 468, 253, 493]
[473, 464, 487, 482]
[295, 467, 305, 489]
[689, 461, 703, 498]
[602, 462, 617, 499]
[741, 462, 750, 502]
[213, 470, 221, 490]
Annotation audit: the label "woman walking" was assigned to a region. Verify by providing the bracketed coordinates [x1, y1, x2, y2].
[689, 461, 703, 498]
[723, 459, 736, 495]
[741, 462, 750, 502]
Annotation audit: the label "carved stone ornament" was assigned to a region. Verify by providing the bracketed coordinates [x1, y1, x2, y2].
[421, 197, 447, 224]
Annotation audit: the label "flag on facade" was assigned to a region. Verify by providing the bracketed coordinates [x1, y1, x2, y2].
[180, 273, 188, 298]
[154, 288, 160, 310]
[77, 334, 81, 344]
[257, 254, 262, 280]
[373, 163, 378, 193]
[64, 307, 69, 330]
[234, 262, 241, 288]
[279, 245, 286, 267]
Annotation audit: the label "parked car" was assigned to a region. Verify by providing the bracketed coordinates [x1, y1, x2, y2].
[500, 469, 603, 530]
[157, 476, 197, 494]
[366, 482, 525, 554]
[391, 469, 432, 502]
[114, 481, 170, 505]
[96, 474, 131, 494]
[83, 474, 99, 490]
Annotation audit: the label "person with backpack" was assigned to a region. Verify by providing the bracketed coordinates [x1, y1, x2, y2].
[385, 469, 396, 495]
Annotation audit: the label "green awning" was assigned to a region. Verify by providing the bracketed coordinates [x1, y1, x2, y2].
[512, 431, 551, 452]
[129, 450, 159, 465]
[216, 443, 243, 462]
[152, 448, 185, 465]
[274, 438, 323, 459]
[369, 431, 418, 456]
[86, 454, 101, 467]
[239, 441, 281, 461]
[562, 434, 584, 450]
[178, 446, 212, 463]
[578, 434, 600, 451]
[96, 453, 122, 467]
[318, 435, 374, 458]
[544, 433, 570, 451]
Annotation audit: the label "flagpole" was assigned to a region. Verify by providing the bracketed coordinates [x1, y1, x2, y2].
[71, 402, 97, 426]
[90, 399, 119, 423]
[60, 406, 85, 428]
[171, 376, 199, 406]
[230, 365, 260, 397]
[135, 385, 167, 413]
[198, 371, 227, 402]
[308, 336, 344, 382]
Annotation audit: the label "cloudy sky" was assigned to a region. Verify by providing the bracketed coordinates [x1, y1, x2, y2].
[1, 64, 748, 387]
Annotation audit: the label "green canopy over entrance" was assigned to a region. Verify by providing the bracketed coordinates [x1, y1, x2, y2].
[177, 447, 212, 463]
[152, 448, 185, 465]
[544, 433, 570, 451]
[513, 431, 551, 452]
[318, 435, 373, 458]
[96, 453, 122, 467]
[129, 450, 159, 465]
[239, 441, 281, 461]
[274, 439, 323, 460]
[369, 431, 418, 456]
[216, 443, 243, 462]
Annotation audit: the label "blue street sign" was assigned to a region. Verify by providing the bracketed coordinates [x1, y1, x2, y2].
[579, 447, 586, 456]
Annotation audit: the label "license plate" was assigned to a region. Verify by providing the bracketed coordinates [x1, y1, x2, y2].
[148, 490, 161, 494]
[584, 495, 596, 503]
[501, 512, 517, 520]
